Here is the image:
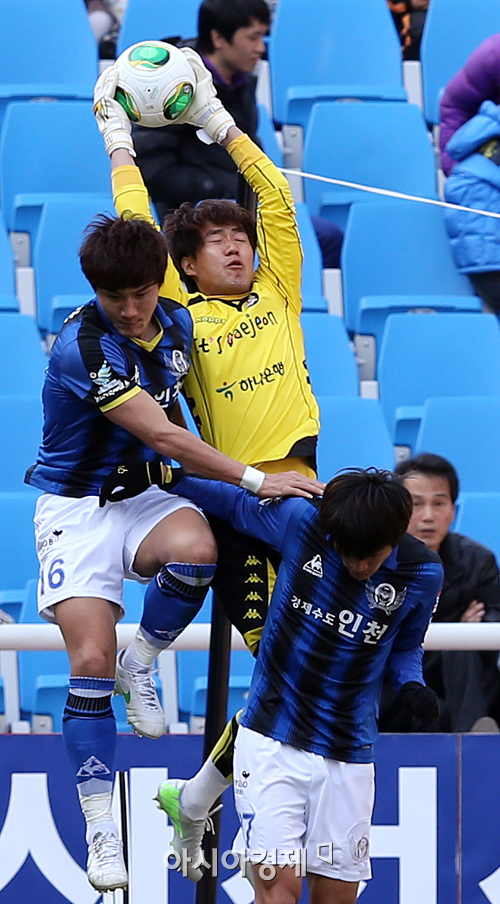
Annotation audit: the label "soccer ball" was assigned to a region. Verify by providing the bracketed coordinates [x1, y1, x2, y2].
[114, 41, 196, 128]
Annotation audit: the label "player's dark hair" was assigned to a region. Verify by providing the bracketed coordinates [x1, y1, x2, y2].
[163, 199, 257, 292]
[395, 453, 459, 503]
[198, 0, 270, 53]
[319, 468, 413, 559]
[79, 214, 168, 291]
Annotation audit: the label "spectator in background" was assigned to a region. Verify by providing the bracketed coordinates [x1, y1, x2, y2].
[132, 0, 343, 268]
[443, 100, 500, 314]
[85, 0, 117, 43]
[439, 33, 500, 176]
[379, 453, 500, 733]
[387, 1, 429, 61]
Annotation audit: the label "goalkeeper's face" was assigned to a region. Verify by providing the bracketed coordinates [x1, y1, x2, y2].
[181, 222, 255, 296]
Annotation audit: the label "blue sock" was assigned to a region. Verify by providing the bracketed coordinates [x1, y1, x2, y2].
[63, 677, 116, 798]
[140, 561, 216, 647]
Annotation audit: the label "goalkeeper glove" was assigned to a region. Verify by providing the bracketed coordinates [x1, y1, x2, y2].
[93, 65, 136, 157]
[398, 681, 439, 725]
[174, 48, 235, 144]
[99, 462, 185, 506]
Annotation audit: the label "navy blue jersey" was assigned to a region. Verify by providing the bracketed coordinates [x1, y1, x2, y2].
[173, 476, 444, 763]
[26, 297, 192, 496]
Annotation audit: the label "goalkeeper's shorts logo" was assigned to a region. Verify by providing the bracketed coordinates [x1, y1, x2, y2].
[244, 573, 263, 584]
[243, 608, 262, 619]
[245, 592, 263, 603]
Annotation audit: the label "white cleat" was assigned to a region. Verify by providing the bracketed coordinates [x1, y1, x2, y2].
[155, 778, 220, 882]
[115, 650, 165, 739]
[87, 831, 128, 892]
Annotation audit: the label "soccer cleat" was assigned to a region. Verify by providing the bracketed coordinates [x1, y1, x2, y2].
[114, 650, 165, 739]
[155, 779, 218, 882]
[86, 831, 128, 892]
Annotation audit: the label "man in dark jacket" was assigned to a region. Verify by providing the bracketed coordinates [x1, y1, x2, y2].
[379, 453, 500, 732]
[132, 0, 344, 268]
[132, 0, 270, 222]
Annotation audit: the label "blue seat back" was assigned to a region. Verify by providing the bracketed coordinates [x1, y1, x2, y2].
[117, 0, 199, 54]
[0, 397, 43, 491]
[378, 313, 500, 443]
[0, 494, 40, 592]
[0, 313, 47, 395]
[295, 204, 328, 311]
[341, 200, 476, 334]
[32, 196, 114, 334]
[315, 396, 395, 481]
[0, 101, 110, 232]
[415, 398, 500, 494]
[269, 0, 405, 127]
[454, 492, 500, 562]
[0, 0, 96, 107]
[0, 217, 17, 303]
[420, 0, 500, 124]
[303, 102, 438, 230]
[301, 313, 358, 397]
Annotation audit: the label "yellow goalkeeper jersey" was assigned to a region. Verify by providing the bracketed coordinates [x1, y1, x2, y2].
[112, 133, 320, 467]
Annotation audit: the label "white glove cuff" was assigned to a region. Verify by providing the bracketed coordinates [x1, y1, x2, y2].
[102, 128, 136, 157]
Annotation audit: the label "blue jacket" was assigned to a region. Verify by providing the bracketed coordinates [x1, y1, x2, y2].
[444, 100, 500, 273]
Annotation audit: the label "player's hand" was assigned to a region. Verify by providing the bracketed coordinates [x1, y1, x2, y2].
[175, 48, 235, 143]
[399, 681, 439, 725]
[99, 462, 185, 506]
[257, 471, 325, 499]
[93, 65, 136, 157]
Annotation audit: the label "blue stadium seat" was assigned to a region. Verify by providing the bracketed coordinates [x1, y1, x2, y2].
[295, 204, 328, 312]
[341, 200, 478, 337]
[378, 313, 500, 449]
[0, 0, 97, 131]
[117, 0, 199, 55]
[301, 313, 358, 397]
[0, 397, 43, 491]
[190, 674, 253, 727]
[0, 313, 47, 395]
[454, 492, 500, 563]
[420, 0, 500, 124]
[256, 103, 283, 166]
[315, 396, 395, 481]
[269, 0, 406, 131]
[175, 590, 256, 725]
[414, 398, 500, 495]
[0, 216, 19, 311]
[31, 196, 114, 335]
[0, 101, 110, 236]
[302, 102, 438, 231]
[0, 493, 40, 592]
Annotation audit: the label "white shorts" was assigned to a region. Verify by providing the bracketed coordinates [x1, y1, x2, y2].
[34, 487, 203, 622]
[233, 726, 374, 882]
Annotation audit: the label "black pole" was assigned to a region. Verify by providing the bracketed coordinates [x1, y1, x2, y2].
[119, 770, 130, 904]
[195, 592, 231, 904]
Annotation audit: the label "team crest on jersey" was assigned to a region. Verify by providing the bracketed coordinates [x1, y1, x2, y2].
[365, 580, 406, 614]
[303, 554, 323, 577]
[244, 292, 259, 308]
[165, 349, 189, 376]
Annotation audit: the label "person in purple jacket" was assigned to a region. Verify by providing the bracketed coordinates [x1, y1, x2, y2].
[439, 33, 500, 176]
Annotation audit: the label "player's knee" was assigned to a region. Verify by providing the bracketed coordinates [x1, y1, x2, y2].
[169, 527, 217, 566]
[71, 645, 115, 678]
[252, 863, 301, 904]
